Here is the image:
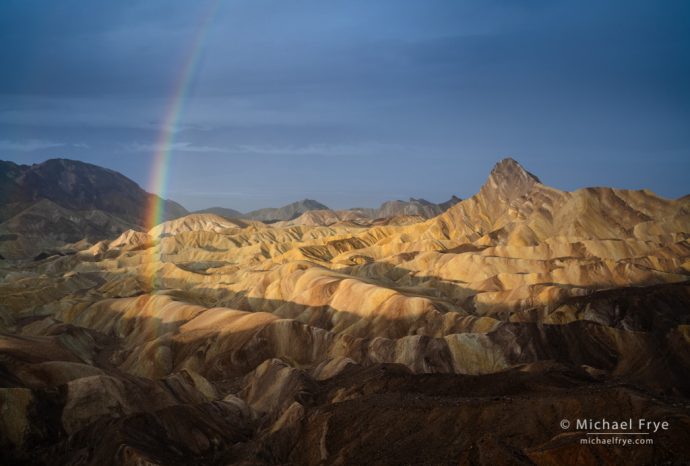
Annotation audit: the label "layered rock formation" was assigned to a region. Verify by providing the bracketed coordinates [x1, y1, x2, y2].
[1, 158, 689, 465]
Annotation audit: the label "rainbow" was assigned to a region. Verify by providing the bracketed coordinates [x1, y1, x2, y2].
[144, 0, 222, 290]
[145, 0, 222, 231]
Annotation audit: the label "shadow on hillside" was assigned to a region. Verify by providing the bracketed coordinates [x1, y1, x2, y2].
[7, 267, 687, 394]
[3, 267, 690, 466]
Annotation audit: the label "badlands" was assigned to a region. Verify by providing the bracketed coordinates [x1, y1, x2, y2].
[1, 158, 689, 465]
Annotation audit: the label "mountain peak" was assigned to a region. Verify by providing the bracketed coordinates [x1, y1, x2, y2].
[479, 158, 541, 208]
[490, 158, 541, 184]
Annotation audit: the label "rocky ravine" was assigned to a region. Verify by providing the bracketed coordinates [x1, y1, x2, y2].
[1, 158, 689, 465]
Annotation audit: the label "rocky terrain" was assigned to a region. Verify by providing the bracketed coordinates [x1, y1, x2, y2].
[195, 196, 461, 225]
[342, 196, 461, 221]
[1, 158, 689, 465]
[0, 158, 466, 260]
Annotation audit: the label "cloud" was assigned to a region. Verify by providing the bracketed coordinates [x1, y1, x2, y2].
[232, 142, 406, 157]
[123, 141, 402, 157]
[0, 139, 66, 151]
[125, 141, 227, 153]
[0, 95, 168, 129]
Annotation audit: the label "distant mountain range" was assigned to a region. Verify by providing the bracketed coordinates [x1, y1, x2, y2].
[195, 200, 330, 222]
[194, 196, 461, 225]
[349, 195, 461, 220]
[244, 199, 330, 222]
[0, 158, 460, 258]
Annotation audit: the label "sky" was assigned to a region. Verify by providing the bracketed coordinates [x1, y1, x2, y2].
[1, 0, 689, 211]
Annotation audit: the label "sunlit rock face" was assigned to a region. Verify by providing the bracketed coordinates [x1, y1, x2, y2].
[1, 159, 689, 465]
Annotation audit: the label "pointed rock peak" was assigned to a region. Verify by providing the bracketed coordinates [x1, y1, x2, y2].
[481, 158, 541, 204]
[490, 158, 541, 184]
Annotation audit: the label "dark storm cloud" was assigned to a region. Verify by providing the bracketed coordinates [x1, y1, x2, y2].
[0, 0, 688, 210]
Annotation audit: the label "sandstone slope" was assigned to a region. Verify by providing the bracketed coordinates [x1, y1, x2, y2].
[1, 158, 689, 465]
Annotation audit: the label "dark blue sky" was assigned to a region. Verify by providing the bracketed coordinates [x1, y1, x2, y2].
[1, 0, 688, 211]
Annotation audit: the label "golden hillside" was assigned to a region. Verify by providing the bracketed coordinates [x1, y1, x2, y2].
[1, 158, 689, 465]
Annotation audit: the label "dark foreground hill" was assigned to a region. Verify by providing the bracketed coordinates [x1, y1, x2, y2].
[0, 158, 187, 258]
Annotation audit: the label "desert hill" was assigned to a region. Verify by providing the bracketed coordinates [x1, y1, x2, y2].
[0, 158, 187, 223]
[0, 158, 689, 464]
[0, 158, 188, 259]
[148, 213, 255, 238]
